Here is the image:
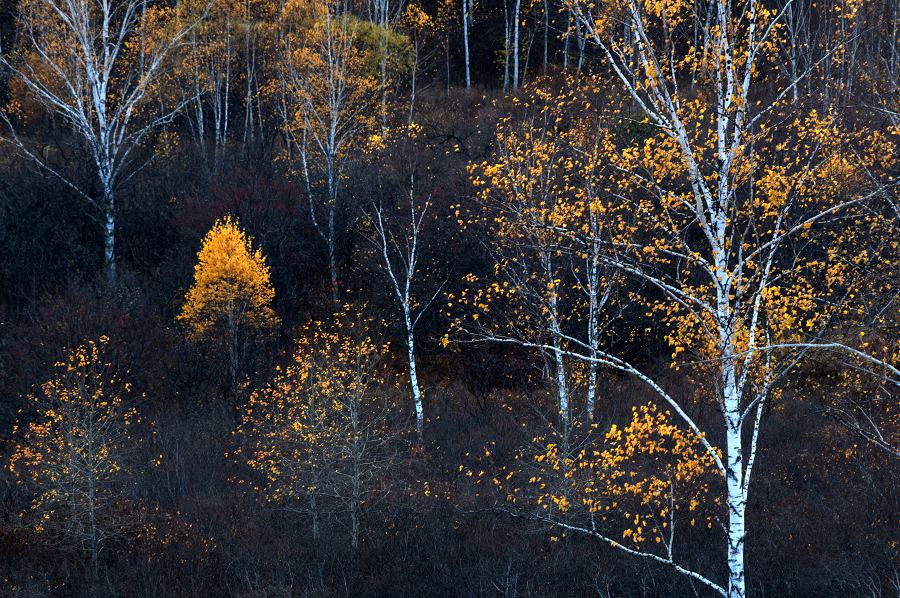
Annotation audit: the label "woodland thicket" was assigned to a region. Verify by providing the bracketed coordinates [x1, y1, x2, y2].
[0, 0, 897, 596]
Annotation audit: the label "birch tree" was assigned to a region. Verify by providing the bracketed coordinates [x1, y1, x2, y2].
[399, 2, 436, 122]
[460, 92, 584, 450]
[460, 0, 472, 88]
[566, 131, 616, 424]
[457, 85, 630, 442]
[367, 157, 443, 440]
[278, 0, 378, 303]
[178, 0, 239, 172]
[366, 0, 401, 135]
[461, 1, 900, 595]
[511, 0, 521, 90]
[236, 309, 394, 549]
[0, 0, 205, 284]
[9, 337, 139, 581]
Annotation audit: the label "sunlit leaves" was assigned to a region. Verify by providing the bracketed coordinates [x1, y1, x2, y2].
[179, 216, 279, 338]
[234, 307, 390, 506]
[8, 337, 139, 551]
[463, 403, 719, 549]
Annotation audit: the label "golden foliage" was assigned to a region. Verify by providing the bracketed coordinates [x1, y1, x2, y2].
[461, 402, 719, 548]
[234, 307, 390, 503]
[178, 216, 279, 338]
[453, 83, 623, 344]
[8, 337, 138, 540]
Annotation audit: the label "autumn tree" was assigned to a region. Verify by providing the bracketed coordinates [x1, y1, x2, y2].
[459, 101, 576, 448]
[457, 86, 622, 446]
[0, 0, 206, 284]
[168, 0, 284, 165]
[362, 0, 405, 135]
[9, 337, 139, 580]
[364, 125, 446, 441]
[235, 308, 394, 548]
[176, 0, 240, 173]
[276, 0, 380, 303]
[456, 1, 900, 595]
[399, 2, 436, 122]
[179, 216, 279, 394]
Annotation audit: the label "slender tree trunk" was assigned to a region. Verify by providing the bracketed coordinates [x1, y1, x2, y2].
[462, 0, 471, 89]
[586, 342, 598, 423]
[721, 342, 746, 598]
[350, 436, 361, 548]
[229, 322, 239, 396]
[87, 408, 99, 584]
[543, 0, 549, 75]
[512, 0, 521, 89]
[552, 336, 569, 451]
[503, 0, 511, 91]
[724, 378, 746, 597]
[350, 478, 359, 549]
[585, 231, 603, 422]
[328, 209, 338, 305]
[404, 308, 425, 440]
[409, 45, 418, 124]
[100, 172, 116, 287]
[309, 493, 320, 540]
[576, 17, 585, 75]
[327, 157, 339, 304]
[372, 197, 428, 440]
[379, 33, 389, 136]
[190, 33, 209, 172]
[219, 21, 232, 170]
[242, 2, 255, 149]
[547, 257, 569, 449]
[349, 383, 362, 548]
[786, 2, 799, 103]
[716, 245, 747, 598]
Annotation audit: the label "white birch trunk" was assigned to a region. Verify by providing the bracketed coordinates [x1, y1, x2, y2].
[462, 0, 471, 89]
[545, 252, 569, 448]
[405, 309, 425, 440]
[102, 186, 116, 286]
[0, 0, 202, 285]
[719, 278, 747, 598]
[512, 0, 521, 89]
[503, 0, 511, 91]
[543, 0, 549, 75]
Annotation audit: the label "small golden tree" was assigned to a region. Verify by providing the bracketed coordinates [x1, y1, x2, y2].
[235, 308, 393, 548]
[9, 337, 139, 579]
[179, 216, 279, 393]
